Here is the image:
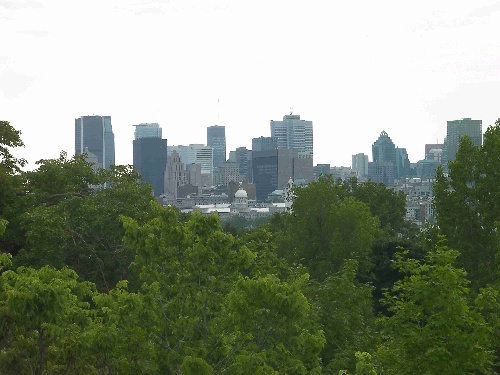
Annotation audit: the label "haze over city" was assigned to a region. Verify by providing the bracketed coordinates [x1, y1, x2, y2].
[2, 0, 500, 169]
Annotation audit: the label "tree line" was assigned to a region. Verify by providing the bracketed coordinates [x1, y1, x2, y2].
[1, 119, 499, 374]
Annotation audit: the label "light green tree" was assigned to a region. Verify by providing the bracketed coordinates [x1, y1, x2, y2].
[0, 256, 97, 374]
[121, 207, 253, 372]
[216, 274, 325, 374]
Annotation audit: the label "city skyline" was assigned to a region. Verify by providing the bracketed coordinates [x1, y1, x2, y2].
[1, 1, 500, 170]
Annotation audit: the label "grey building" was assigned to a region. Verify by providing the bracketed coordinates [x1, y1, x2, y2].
[207, 125, 226, 168]
[270, 114, 313, 159]
[445, 118, 482, 165]
[75, 115, 115, 170]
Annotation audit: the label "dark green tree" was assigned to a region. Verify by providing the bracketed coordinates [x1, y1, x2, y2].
[375, 241, 495, 374]
[306, 260, 375, 374]
[277, 176, 380, 280]
[0, 121, 27, 257]
[15, 155, 156, 290]
[433, 119, 500, 287]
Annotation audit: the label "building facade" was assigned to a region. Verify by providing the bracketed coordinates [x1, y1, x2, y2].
[252, 136, 278, 151]
[213, 161, 240, 188]
[270, 114, 313, 159]
[75, 115, 115, 170]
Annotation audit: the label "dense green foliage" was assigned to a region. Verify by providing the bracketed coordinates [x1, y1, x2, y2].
[1, 119, 499, 374]
[434, 120, 500, 288]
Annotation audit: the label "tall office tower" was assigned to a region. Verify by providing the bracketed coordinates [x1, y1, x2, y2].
[270, 114, 313, 159]
[445, 118, 482, 164]
[372, 130, 396, 164]
[207, 125, 226, 168]
[75, 115, 115, 170]
[132, 124, 168, 197]
[252, 136, 278, 151]
[351, 153, 369, 177]
[252, 149, 313, 201]
[134, 123, 162, 139]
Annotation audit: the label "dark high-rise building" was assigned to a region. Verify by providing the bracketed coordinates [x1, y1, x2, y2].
[252, 136, 278, 151]
[75, 115, 115, 170]
[445, 118, 482, 164]
[207, 125, 226, 168]
[133, 124, 168, 197]
[252, 149, 313, 201]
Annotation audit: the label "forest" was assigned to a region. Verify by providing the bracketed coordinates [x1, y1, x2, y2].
[1, 119, 499, 374]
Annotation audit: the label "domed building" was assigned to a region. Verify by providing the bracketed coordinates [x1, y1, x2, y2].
[231, 187, 250, 213]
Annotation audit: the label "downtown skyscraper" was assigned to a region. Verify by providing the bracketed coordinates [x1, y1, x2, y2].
[207, 125, 226, 169]
[270, 113, 313, 159]
[133, 123, 168, 197]
[75, 115, 115, 170]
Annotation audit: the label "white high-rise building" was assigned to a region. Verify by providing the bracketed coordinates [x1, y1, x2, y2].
[188, 144, 213, 187]
[270, 113, 313, 160]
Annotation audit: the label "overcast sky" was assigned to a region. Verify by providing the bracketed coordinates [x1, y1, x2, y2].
[2, 0, 500, 169]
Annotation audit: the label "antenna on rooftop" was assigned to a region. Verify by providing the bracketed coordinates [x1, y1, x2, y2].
[217, 98, 220, 124]
[290, 107, 293, 115]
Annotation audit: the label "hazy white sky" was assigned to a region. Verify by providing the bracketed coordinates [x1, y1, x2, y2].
[2, 0, 500, 169]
